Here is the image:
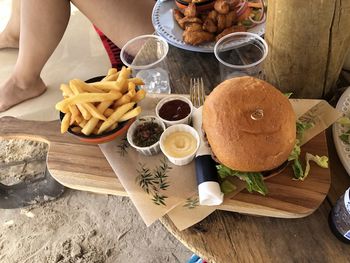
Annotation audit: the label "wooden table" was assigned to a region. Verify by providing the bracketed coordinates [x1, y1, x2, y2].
[1, 45, 350, 262]
[161, 129, 350, 263]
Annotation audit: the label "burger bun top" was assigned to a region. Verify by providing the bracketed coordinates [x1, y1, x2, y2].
[202, 76, 296, 172]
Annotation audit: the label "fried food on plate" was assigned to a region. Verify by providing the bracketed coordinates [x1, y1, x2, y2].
[203, 18, 217, 33]
[173, 0, 265, 46]
[173, 9, 185, 28]
[184, 2, 197, 18]
[216, 25, 246, 41]
[225, 11, 237, 28]
[186, 22, 203, 31]
[207, 10, 218, 23]
[56, 66, 146, 136]
[214, 0, 230, 14]
[178, 16, 202, 30]
[226, 0, 240, 9]
[183, 27, 215, 45]
[216, 13, 226, 32]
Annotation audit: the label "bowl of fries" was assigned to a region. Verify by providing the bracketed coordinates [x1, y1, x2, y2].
[56, 67, 146, 144]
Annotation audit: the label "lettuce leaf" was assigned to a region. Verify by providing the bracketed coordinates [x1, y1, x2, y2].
[290, 120, 316, 179]
[284, 92, 293, 98]
[337, 116, 350, 126]
[288, 139, 301, 161]
[337, 117, 350, 144]
[217, 165, 234, 179]
[217, 165, 267, 195]
[296, 120, 314, 141]
[288, 139, 304, 179]
[303, 153, 329, 180]
[288, 139, 328, 180]
[339, 127, 350, 145]
[220, 180, 237, 194]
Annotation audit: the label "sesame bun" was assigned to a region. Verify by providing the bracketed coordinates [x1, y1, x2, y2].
[202, 77, 296, 172]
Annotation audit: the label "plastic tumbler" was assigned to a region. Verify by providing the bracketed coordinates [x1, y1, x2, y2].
[120, 35, 170, 94]
[214, 32, 268, 81]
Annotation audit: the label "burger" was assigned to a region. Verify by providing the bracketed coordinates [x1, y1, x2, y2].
[202, 76, 296, 195]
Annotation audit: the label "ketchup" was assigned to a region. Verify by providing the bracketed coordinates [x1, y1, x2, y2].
[159, 100, 191, 121]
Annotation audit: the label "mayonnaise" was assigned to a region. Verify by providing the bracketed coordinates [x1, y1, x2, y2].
[163, 131, 197, 158]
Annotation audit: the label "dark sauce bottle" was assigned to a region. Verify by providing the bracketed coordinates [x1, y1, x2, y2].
[328, 187, 350, 244]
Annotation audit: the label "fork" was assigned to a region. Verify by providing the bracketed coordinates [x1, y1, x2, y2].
[190, 78, 205, 108]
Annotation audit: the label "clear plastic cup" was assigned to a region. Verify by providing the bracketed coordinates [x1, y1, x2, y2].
[120, 35, 170, 94]
[214, 32, 268, 81]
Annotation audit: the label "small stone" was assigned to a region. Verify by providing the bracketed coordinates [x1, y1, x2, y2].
[71, 243, 82, 258]
[88, 229, 97, 238]
[3, 220, 14, 226]
[54, 254, 64, 262]
[106, 248, 112, 257]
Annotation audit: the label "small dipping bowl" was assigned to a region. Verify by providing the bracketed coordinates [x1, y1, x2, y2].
[127, 115, 166, 156]
[155, 95, 193, 127]
[160, 124, 200, 166]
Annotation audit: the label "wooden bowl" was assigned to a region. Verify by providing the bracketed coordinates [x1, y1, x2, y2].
[175, 0, 215, 12]
[59, 76, 136, 144]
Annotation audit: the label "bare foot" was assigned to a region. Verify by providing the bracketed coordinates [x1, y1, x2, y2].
[0, 31, 19, 49]
[0, 76, 47, 112]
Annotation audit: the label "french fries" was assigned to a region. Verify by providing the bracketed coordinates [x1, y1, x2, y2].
[98, 102, 135, 134]
[101, 68, 119, 81]
[56, 93, 122, 112]
[118, 106, 142, 122]
[113, 94, 131, 108]
[132, 89, 146, 103]
[61, 112, 71, 134]
[56, 67, 146, 136]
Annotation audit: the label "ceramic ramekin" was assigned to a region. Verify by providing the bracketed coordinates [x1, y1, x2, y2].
[155, 95, 193, 127]
[159, 124, 200, 166]
[127, 115, 166, 156]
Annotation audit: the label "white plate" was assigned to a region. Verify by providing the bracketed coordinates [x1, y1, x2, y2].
[333, 86, 350, 176]
[152, 0, 265, 53]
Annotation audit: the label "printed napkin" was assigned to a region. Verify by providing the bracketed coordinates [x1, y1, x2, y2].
[99, 95, 341, 230]
[99, 95, 198, 226]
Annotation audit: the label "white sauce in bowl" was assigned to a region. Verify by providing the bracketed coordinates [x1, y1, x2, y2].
[162, 131, 197, 158]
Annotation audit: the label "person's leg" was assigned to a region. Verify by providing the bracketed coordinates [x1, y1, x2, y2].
[0, 0, 21, 49]
[71, 0, 154, 48]
[0, 0, 71, 112]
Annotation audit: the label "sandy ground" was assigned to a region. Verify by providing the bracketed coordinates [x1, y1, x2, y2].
[0, 139, 192, 263]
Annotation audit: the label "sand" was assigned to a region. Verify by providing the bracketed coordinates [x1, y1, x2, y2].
[0, 140, 47, 185]
[0, 139, 192, 262]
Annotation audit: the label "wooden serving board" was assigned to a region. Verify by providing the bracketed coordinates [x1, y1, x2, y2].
[0, 116, 330, 218]
[0, 117, 126, 196]
[221, 130, 330, 218]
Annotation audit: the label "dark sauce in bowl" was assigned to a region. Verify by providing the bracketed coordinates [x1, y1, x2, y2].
[158, 99, 191, 121]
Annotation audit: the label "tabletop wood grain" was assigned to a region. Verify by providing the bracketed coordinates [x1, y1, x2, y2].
[159, 46, 350, 262]
[1, 45, 350, 262]
[161, 129, 350, 263]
